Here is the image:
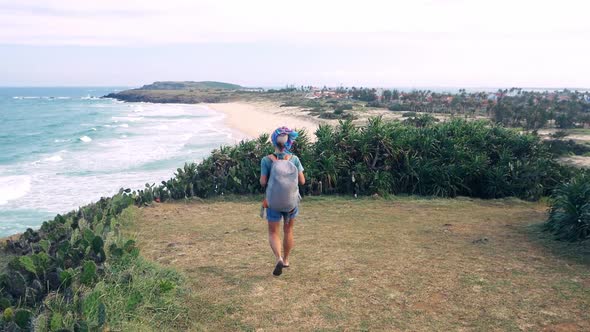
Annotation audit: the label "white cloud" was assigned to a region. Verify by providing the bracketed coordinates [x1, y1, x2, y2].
[2, 0, 589, 45]
[1, 0, 590, 87]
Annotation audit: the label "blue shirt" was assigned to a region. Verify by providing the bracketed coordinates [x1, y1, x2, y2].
[260, 153, 304, 177]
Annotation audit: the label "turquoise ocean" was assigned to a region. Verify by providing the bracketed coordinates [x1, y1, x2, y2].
[0, 87, 237, 237]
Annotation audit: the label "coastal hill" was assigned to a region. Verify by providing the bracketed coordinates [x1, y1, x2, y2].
[138, 81, 242, 90]
[104, 80, 250, 103]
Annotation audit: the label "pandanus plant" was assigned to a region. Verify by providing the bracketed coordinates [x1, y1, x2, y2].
[545, 172, 590, 241]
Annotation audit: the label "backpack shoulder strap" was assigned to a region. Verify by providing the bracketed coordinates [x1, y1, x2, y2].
[268, 153, 292, 161]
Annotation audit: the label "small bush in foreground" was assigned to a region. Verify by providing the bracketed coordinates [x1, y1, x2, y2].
[545, 172, 590, 241]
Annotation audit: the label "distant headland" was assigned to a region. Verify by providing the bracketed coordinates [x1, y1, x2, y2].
[104, 81, 260, 103]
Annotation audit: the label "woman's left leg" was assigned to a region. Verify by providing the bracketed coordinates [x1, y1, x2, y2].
[282, 218, 295, 267]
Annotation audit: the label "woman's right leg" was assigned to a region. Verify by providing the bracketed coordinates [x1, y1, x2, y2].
[268, 221, 282, 263]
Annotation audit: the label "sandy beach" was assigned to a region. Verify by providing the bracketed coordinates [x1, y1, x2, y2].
[206, 101, 409, 143]
[206, 101, 323, 142]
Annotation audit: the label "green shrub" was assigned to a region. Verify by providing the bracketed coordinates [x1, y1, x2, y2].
[335, 104, 353, 112]
[0, 298, 10, 311]
[551, 130, 569, 139]
[50, 312, 64, 330]
[3, 307, 13, 321]
[14, 308, 33, 329]
[80, 261, 97, 285]
[318, 111, 356, 120]
[402, 114, 440, 128]
[147, 118, 566, 200]
[545, 172, 590, 241]
[388, 103, 411, 112]
[544, 139, 590, 157]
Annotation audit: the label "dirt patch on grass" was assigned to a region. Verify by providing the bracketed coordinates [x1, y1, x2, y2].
[132, 197, 590, 331]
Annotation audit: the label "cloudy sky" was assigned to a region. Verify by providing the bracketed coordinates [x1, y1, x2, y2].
[1, 0, 589, 88]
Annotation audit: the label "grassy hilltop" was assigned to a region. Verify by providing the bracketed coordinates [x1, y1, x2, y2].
[133, 196, 590, 331]
[104, 81, 244, 103]
[138, 81, 243, 90]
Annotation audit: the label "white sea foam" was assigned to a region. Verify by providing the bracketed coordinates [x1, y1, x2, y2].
[119, 124, 129, 128]
[43, 155, 63, 162]
[112, 116, 143, 122]
[0, 175, 31, 205]
[1, 101, 236, 235]
[91, 128, 97, 131]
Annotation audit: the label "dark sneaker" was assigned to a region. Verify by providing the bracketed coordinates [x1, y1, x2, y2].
[273, 261, 284, 276]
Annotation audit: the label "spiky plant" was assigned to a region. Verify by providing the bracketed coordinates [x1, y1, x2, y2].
[545, 173, 590, 241]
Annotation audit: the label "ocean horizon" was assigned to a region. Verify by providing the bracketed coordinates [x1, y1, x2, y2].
[0, 87, 237, 237]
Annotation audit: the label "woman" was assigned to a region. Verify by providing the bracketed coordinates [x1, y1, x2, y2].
[260, 127, 305, 276]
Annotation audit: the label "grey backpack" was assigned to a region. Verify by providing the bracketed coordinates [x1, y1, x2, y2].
[266, 154, 300, 212]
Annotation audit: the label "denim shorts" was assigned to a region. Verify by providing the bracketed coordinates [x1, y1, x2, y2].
[267, 206, 299, 222]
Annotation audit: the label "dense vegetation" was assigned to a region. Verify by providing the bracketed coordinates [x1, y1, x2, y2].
[279, 86, 590, 130]
[545, 172, 590, 241]
[490, 91, 590, 129]
[0, 193, 186, 331]
[136, 117, 570, 203]
[347, 87, 590, 130]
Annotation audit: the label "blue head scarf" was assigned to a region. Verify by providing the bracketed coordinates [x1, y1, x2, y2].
[271, 126, 298, 152]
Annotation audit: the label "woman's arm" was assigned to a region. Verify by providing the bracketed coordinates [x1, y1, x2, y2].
[298, 172, 305, 185]
[260, 175, 268, 187]
[260, 157, 269, 187]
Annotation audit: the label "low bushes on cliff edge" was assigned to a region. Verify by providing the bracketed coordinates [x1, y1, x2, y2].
[150, 117, 570, 203]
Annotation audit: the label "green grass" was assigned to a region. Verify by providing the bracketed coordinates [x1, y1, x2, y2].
[132, 196, 590, 331]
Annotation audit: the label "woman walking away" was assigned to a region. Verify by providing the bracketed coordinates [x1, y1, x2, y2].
[260, 127, 305, 276]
